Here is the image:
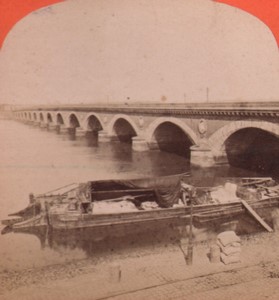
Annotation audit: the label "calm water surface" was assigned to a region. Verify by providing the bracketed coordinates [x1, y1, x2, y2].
[0, 120, 261, 271]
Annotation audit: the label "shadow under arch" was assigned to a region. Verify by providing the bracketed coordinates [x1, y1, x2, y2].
[46, 112, 53, 123]
[84, 114, 103, 133]
[112, 118, 137, 143]
[108, 115, 140, 143]
[69, 113, 81, 128]
[81, 114, 104, 147]
[66, 113, 82, 139]
[146, 118, 198, 158]
[209, 120, 279, 153]
[224, 127, 279, 175]
[56, 113, 64, 125]
[39, 112, 44, 122]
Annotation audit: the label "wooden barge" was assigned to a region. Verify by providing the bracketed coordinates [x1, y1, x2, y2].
[2, 174, 279, 240]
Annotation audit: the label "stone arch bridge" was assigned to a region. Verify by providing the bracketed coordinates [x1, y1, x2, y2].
[14, 102, 279, 167]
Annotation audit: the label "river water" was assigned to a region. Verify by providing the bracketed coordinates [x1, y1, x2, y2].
[0, 120, 262, 271]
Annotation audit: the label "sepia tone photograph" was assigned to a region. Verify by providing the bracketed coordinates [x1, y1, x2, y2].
[1, 0, 279, 299]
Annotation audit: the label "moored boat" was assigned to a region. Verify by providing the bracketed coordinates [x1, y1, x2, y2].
[2, 174, 279, 240]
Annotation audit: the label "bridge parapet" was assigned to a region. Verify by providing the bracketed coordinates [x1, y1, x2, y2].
[13, 102, 279, 167]
[14, 102, 279, 118]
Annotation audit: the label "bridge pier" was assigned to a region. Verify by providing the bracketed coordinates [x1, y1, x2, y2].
[98, 131, 111, 142]
[190, 145, 215, 167]
[33, 121, 40, 127]
[75, 128, 87, 137]
[47, 123, 58, 131]
[24, 120, 33, 125]
[98, 131, 119, 142]
[213, 149, 229, 165]
[132, 136, 149, 152]
[190, 138, 216, 167]
[39, 122, 47, 129]
[58, 125, 69, 134]
[191, 140, 229, 167]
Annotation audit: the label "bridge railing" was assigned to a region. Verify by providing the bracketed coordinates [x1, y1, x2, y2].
[12, 101, 279, 112]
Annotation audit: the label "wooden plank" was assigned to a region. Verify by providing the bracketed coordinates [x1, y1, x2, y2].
[92, 188, 154, 194]
[241, 177, 272, 180]
[257, 185, 279, 193]
[241, 199, 273, 232]
[241, 178, 272, 187]
[96, 194, 149, 202]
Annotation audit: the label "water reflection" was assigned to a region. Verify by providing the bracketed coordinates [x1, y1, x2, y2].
[0, 120, 275, 271]
[56, 127, 190, 176]
[84, 131, 98, 147]
[7, 209, 266, 262]
[12, 222, 185, 258]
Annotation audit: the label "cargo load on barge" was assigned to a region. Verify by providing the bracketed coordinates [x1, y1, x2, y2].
[2, 174, 279, 239]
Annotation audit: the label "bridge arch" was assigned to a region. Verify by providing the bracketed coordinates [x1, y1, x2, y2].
[33, 112, 37, 121]
[209, 120, 279, 172]
[146, 117, 199, 157]
[146, 117, 198, 145]
[82, 113, 103, 132]
[68, 113, 81, 128]
[107, 114, 140, 142]
[46, 112, 53, 123]
[39, 112, 44, 122]
[56, 113, 65, 125]
[209, 120, 279, 153]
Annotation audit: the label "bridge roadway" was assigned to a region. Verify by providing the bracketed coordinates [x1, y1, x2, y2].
[13, 102, 279, 167]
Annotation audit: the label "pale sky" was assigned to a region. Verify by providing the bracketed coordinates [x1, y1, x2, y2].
[0, 0, 279, 105]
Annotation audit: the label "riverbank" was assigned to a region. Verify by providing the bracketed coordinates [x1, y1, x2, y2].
[1, 231, 279, 300]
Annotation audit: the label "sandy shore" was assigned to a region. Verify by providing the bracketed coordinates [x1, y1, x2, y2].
[1, 231, 279, 300]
